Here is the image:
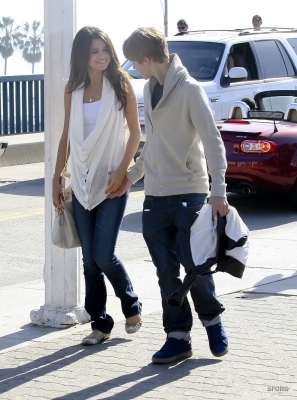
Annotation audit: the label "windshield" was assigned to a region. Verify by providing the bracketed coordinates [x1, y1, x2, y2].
[255, 91, 297, 113]
[122, 41, 225, 81]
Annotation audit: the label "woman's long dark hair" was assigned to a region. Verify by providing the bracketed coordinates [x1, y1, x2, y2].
[67, 26, 128, 110]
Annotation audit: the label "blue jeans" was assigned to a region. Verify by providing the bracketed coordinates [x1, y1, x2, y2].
[142, 193, 225, 334]
[72, 192, 141, 334]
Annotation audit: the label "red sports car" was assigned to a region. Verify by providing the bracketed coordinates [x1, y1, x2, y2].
[218, 90, 297, 208]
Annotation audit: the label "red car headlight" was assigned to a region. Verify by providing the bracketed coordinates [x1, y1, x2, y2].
[240, 140, 277, 154]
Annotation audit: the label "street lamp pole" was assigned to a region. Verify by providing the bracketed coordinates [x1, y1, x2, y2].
[164, 0, 168, 37]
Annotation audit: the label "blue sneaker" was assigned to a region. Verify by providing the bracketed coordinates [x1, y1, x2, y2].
[205, 322, 229, 357]
[152, 337, 193, 364]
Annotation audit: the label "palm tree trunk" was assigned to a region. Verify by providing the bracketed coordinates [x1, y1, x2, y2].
[4, 58, 7, 75]
[32, 63, 34, 74]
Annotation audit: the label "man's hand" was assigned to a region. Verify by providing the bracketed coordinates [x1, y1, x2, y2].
[106, 175, 132, 199]
[105, 168, 126, 195]
[208, 196, 229, 218]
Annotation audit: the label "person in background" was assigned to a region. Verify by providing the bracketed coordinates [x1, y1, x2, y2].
[52, 26, 142, 346]
[241, 97, 258, 110]
[177, 19, 188, 33]
[252, 15, 262, 30]
[111, 27, 230, 364]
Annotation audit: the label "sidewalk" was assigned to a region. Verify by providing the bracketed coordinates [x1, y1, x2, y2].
[1, 258, 297, 399]
[1, 139, 297, 398]
[0, 132, 44, 167]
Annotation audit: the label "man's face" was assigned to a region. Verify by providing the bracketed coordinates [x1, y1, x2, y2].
[132, 58, 152, 80]
[252, 17, 261, 28]
[177, 25, 188, 32]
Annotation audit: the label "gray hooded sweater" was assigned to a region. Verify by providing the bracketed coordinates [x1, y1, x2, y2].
[127, 54, 227, 198]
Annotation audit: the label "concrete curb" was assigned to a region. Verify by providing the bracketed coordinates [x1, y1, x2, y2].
[0, 132, 44, 167]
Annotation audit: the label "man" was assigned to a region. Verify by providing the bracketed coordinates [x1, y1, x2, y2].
[108, 27, 229, 364]
[177, 19, 188, 33]
[252, 15, 262, 30]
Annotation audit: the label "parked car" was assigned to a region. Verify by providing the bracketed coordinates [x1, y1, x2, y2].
[218, 90, 297, 208]
[123, 27, 297, 132]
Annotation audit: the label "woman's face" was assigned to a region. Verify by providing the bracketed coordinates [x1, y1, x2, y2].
[88, 38, 111, 71]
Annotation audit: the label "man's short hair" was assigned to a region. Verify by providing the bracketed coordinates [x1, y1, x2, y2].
[123, 27, 169, 64]
[177, 19, 188, 27]
[252, 15, 262, 22]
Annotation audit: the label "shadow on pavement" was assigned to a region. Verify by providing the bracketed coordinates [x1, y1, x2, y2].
[121, 211, 142, 233]
[0, 178, 142, 197]
[52, 357, 221, 400]
[237, 271, 297, 299]
[0, 339, 131, 396]
[0, 324, 68, 352]
[0, 178, 44, 197]
[227, 192, 296, 231]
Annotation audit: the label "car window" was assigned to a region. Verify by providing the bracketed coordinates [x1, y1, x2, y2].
[167, 41, 225, 81]
[259, 95, 297, 112]
[227, 42, 258, 80]
[121, 59, 143, 79]
[122, 42, 225, 81]
[287, 38, 297, 56]
[253, 40, 295, 78]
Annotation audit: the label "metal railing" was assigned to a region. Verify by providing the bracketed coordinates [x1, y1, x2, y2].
[0, 74, 44, 135]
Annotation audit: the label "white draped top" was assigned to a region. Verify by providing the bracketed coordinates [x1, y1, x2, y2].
[69, 76, 126, 210]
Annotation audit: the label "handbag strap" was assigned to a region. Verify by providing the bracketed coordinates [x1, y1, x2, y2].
[61, 131, 70, 177]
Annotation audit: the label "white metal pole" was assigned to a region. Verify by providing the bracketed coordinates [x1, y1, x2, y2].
[164, 0, 168, 37]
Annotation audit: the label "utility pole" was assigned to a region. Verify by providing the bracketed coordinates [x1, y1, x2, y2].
[164, 0, 168, 37]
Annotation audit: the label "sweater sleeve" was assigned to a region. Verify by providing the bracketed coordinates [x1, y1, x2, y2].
[188, 84, 227, 197]
[126, 140, 146, 184]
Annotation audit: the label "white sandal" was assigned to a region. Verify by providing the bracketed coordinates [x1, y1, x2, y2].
[81, 330, 110, 345]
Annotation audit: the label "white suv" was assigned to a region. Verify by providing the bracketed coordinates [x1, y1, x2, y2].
[122, 28, 297, 134]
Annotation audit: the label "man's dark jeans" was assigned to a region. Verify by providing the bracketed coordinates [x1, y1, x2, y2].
[142, 193, 224, 334]
[73, 192, 141, 334]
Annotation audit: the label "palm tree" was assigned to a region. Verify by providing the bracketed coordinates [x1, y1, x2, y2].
[20, 20, 44, 74]
[0, 16, 24, 75]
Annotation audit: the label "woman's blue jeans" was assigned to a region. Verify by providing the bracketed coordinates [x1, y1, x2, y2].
[72, 192, 141, 334]
[142, 193, 225, 334]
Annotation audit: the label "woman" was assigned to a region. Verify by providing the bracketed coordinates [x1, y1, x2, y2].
[52, 26, 142, 345]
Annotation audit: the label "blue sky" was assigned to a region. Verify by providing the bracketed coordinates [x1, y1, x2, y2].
[1, 0, 297, 75]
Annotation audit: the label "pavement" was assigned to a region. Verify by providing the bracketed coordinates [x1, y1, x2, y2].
[1, 135, 297, 399]
[0, 132, 44, 167]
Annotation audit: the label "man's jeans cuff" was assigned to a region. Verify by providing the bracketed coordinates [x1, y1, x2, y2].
[168, 331, 191, 341]
[201, 315, 221, 328]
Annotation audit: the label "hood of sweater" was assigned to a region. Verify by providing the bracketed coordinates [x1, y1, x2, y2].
[148, 54, 189, 102]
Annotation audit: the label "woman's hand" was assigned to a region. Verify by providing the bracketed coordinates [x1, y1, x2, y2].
[106, 176, 132, 199]
[105, 167, 127, 195]
[52, 178, 65, 211]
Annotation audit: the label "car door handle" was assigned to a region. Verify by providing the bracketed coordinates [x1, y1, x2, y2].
[209, 97, 220, 102]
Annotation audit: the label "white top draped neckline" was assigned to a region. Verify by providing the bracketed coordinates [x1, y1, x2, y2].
[69, 76, 126, 210]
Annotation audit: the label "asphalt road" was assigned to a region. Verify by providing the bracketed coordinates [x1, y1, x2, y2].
[0, 162, 296, 288]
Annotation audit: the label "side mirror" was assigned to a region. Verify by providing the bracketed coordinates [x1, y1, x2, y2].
[228, 67, 247, 82]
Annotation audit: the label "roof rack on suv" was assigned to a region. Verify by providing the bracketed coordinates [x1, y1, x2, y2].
[237, 27, 297, 35]
[175, 27, 297, 37]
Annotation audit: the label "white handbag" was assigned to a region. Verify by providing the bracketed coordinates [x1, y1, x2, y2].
[51, 136, 81, 249]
